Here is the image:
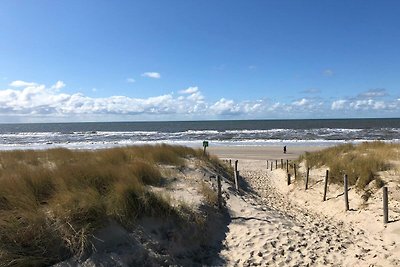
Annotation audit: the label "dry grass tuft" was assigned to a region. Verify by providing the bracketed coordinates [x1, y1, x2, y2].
[201, 154, 234, 182]
[299, 141, 400, 189]
[0, 144, 212, 266]
[199, 181, 218, 207]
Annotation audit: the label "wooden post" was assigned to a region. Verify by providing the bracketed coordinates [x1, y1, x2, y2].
[267, 160, 269, 169]
[323, 170, 329, 201]
[305, 167, 310, 190]
[286, 160, 289, 173]
[294, 164, 297, 179]
[383, 186, 388, 224]
[270, 161, 273, 171]
[281, 159, 283, 169]
[217, 175, 222, 209]
[275, 160, 278, 169]
[234, 170, 239, 191]
[344, 174, 349, 211]
[234, 160, 239, 191]
[229, 159, 232, 167]
[287, 173, 291, 186]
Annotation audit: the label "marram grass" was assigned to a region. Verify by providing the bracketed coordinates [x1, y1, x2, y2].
[0, 144, 226, 267]
[299, 141, 400, 189]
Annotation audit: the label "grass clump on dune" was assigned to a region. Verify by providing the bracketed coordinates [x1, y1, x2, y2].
[0, 144, 213, 266]
[199, 181, 218, 207]
[299, 141, 400, 189]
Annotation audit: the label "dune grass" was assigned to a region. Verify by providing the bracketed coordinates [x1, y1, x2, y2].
[199, 181, 218, 207]
[0, 144, 223, 267]
[299, 141, 400, 189]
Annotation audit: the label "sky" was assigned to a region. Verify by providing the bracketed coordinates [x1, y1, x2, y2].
[0, 0, 399, 123]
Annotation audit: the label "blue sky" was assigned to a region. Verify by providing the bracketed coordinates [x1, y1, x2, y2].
[0, 0, 399, 122]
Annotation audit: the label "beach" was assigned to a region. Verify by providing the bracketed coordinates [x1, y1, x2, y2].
[207, 145, 400, 266]
[209, 145, 323, 160]
[1, 142, 400, 266]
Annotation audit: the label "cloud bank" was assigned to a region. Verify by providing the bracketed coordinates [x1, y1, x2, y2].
[141, 72, 161, 79]
[0, 80, 399, 122]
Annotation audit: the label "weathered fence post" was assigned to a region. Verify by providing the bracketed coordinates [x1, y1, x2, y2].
[286, 160, 289, 172]
[270, 161, 273, 171]
[275, 160, 278, 169]
[287, 173, 291, 186]
[234, 160, 239, 191]
[383, 186, 389, 224]
[294, 164, 297, 179]
[267, 160, 269, 169]
[344, 174, 349, 211]
[234, 171, 240, 191]
[281, 159, 283, 169]
[323, 170, 329, 201]
[305, 167, 310, 190]
[217, 175, 222, 209]
[229, 159, 232, 167]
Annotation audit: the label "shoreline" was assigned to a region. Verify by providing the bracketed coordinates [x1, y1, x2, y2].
[208, 145, 324, 160]
[1, 139, 400, 152]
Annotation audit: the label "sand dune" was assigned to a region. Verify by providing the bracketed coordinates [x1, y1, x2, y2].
[54, 145, 400, 266]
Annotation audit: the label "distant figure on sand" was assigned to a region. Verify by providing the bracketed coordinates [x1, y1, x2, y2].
[283, 146, 287, 154]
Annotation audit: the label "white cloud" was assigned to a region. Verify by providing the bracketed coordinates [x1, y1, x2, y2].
[126, 78, 136, 83]
[141, 72, 161, 79]
[187, 91, 204, 102]
[51, 80, 66, 91]
[373, 101, 386, 110]
[268, 102, 281, 111]
[178, 87, 204, 102]
[208, 98, 265, 115]
[331, 100, 347, 110]
[210, 98, 240, 115]
[0, 82, 207, 117]
[9, 80, 38, 87]
[329, 88, 398, 112]
[292, 98, 309, 106]
[332, 99, 391, 111]
[350, 99, 386, 110]
[179, 87, 198, 94]
[1, 80, 399, 121]
[242, 101, 263, 113]
[358, 88, 387, 98]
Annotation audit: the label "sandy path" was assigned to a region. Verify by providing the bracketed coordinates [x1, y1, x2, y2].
[211, 147, 400, 266]
[218, 161, 353, 266]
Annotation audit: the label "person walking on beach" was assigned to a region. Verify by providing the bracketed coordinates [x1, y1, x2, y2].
[283, 146, 287, 154]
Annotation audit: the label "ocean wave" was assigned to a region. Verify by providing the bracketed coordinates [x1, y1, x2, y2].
[1, 126, 400, 151]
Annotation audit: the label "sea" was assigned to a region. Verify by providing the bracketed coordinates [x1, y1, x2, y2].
[0, 118, 399, 150]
